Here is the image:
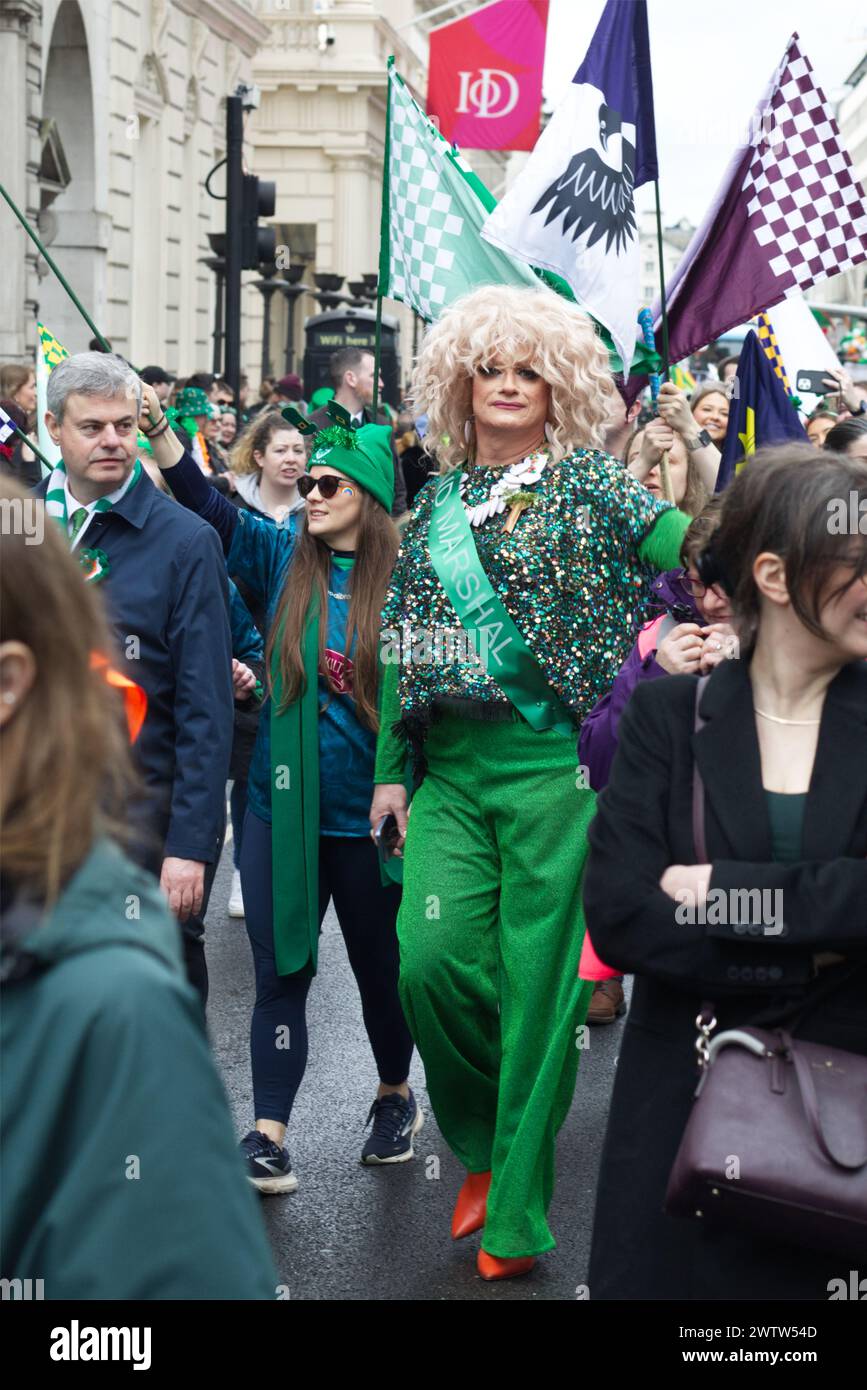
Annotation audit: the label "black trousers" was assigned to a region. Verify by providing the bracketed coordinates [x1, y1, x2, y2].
[241, 810, 414, 1124]
[129, 797, 225, 1008]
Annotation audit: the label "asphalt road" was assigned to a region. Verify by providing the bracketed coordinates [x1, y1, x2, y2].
[205, 842, 626, 1302]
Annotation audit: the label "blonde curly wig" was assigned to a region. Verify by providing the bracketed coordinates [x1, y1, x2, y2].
[411, 285, 617, 472]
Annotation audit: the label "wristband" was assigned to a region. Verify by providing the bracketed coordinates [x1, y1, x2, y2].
[144, 418, 170, 440]
[142, 414, 167, 436]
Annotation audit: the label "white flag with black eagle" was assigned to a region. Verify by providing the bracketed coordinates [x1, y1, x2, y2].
[481, 0, 658, 374]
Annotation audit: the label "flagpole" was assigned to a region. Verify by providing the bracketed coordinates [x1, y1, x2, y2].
[0, 181, 112, 352]
[372, 58, 396, 420]
[653, 180, 670, 381]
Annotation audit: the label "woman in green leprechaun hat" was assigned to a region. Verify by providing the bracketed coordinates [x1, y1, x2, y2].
[142, 382, 420, 1188]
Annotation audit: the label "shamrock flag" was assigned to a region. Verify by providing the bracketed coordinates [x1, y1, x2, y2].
[378, 58, 659, 378]
[36, 321, 69, 474]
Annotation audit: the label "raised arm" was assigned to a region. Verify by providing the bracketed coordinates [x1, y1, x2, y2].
[140, 381, 239, 553]
[140, 381, 293, 607]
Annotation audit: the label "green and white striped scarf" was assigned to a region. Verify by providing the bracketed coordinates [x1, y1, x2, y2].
[44, 458, 142, 583]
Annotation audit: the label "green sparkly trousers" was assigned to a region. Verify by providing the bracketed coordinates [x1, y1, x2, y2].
[397, 711, 595, 1259]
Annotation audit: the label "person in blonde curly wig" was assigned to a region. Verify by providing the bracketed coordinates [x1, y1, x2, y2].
[413, 285, 616, 471]
[369, 284, 693, 1281]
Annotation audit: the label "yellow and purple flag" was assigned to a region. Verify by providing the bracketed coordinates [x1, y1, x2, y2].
[35, 321, 69, 473]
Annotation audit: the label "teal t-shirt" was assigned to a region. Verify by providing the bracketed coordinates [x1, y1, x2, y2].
[227, 510, 375, 836]
[318, 555, 377, 836]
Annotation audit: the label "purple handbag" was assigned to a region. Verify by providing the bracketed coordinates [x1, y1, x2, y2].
[663, 678, 867, 1258]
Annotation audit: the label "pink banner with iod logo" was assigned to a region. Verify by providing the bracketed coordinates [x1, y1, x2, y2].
[427, 0, 549, 153]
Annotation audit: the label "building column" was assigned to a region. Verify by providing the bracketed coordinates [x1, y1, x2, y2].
[326, 151, 377, 282]
[0, 1, 42, 362]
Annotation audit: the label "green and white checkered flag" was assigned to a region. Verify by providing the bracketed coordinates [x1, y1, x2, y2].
[379, 59, 538, 321]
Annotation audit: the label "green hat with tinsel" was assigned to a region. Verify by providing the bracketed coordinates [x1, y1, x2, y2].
[282, 402, 394, 512]
[175, 386, 211, 418]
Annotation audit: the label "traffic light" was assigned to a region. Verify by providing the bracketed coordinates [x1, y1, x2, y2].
[241, 174, 276, 269]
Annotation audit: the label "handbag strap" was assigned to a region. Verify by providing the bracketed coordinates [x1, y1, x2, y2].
[691, 675, 710, 862]
[779, 1030, 867, 1170]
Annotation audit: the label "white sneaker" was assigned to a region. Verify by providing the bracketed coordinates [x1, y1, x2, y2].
[228, 869, 245, 918]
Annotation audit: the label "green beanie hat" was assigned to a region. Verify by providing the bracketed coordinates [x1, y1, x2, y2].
[306, 422, 395, 513]
[310, 386, 334, 410]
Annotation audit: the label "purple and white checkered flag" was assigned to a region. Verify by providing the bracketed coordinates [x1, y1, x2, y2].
[648, 33, 867, 366]
[0, 405, 17, 445]
[748, 38, 867, 289]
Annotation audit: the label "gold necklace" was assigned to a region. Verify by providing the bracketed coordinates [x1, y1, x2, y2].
[753, 707, 821, 726]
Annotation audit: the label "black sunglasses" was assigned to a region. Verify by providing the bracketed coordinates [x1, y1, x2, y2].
[297, 473, 356, 500]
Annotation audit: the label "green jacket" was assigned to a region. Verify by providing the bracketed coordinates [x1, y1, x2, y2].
[0, 839, 278, 1300]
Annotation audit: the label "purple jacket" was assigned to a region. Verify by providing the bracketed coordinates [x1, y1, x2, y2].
[579, 569, 699, 792]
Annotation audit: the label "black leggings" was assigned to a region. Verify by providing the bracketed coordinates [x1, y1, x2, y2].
[240, 810, 414, 1124]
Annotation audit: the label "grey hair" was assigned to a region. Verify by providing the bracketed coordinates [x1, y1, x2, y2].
[46, 352, 141, 424]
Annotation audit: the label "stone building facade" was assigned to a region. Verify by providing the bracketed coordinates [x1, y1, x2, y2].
[2, 0, 513, 389]
[1, 0, 266, 368]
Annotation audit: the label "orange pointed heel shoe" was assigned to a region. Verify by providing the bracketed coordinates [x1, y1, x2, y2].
[477, 1250, 536, 1281]
[450, 1170, 492, 1240]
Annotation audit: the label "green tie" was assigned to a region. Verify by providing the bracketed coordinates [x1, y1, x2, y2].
[69, 507, 89, 543]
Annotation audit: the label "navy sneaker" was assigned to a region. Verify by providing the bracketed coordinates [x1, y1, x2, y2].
[360, 1088, 424, 1165]
[239, 1130, 298, 1193]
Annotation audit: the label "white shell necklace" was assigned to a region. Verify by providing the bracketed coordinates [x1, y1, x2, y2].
[458, 447, 550, 528]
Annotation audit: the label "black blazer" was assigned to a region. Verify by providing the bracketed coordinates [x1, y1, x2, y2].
[583, 656, 867, 1301]
[584, 655, 867, 994]
[35, 472, 234, 865]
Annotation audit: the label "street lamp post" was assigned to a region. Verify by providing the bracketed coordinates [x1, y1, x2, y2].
[200, 255, 226, 375]
[280, 263, 310, 374]
[312, 271, 347, 313]
[252, 262, 283, 381]
[202, 232, 227, 375]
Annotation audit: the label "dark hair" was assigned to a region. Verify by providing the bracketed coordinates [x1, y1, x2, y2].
[186, 371, 215, 393]
[824, 417, 867, 456]
[707, 444, 867, 652]
[717, 355, 739, 374]
[680, 496, 724, 569]
[140, 365, 173, 386]
[329, 346, 371, 391]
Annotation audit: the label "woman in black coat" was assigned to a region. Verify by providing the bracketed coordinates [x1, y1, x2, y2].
[583, 445, 867, 1301]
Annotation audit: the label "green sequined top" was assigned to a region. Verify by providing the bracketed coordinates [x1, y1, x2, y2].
[377, 447, 688, 765]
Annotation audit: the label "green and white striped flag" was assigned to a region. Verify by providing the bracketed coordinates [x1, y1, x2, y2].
[379, 59, 538, 321]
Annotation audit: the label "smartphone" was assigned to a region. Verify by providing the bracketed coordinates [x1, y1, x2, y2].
[796, 368, 838, 396]
[374, 813, 401, 861]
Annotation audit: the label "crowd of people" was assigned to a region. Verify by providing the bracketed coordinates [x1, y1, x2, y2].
[1, 291, 865, 1301]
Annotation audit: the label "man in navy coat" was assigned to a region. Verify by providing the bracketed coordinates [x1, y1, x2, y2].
[40, 352, 233, 1003]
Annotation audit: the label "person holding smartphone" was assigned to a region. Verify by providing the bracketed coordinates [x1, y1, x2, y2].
[142, 384, 418, 1191]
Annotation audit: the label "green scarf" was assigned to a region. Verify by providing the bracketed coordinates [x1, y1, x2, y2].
[44, 458, 142, 584]
[269, 587, 322, 976]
